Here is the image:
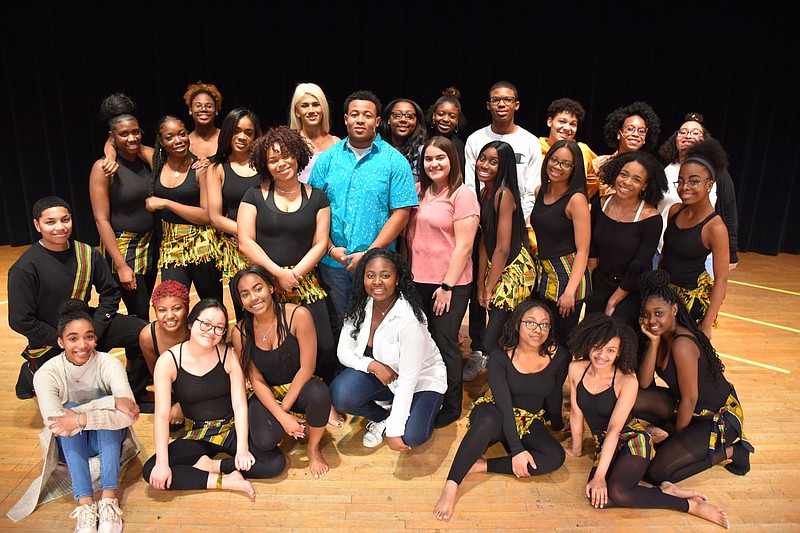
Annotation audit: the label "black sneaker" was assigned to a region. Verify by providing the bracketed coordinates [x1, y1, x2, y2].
[15, 361, 35, 400]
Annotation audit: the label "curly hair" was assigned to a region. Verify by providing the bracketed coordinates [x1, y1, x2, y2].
[149, 115, 188, 194]
[99, 93, 138, 130]
[288, 82, 334, 135]
[57, 298, 93, 336]
[151, 279, 190, 310]
[183, 81, 223, 109]
[380, 98, 428, 166]
[418, 136, 463, 198]
[538, 139, 588, 200]
[546, 97, 586, 123]
[343, 90, 382, 117]
[601, 101, 661, 152]
[498, 298, 558, 358]
[658, 112, 712, 164]
[250, 125, 313, 179]
[567, 312, 638, 374]
[599, 150, 668, 207]
[638, 269, 725, 382]
[230, 265, 292, 378]
[212, 107, 262, 165]
[682, 137, 729, 179]
[424, 86, 468, 133]
[343, 248, 425, 339]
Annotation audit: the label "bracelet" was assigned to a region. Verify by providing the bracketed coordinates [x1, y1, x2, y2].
[440, 283, 453, 292]
[75, 413, 83, 434]
[326, 244, 336, 256]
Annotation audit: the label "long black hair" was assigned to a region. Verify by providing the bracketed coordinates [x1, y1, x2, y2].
[538, 139, 588, 201]
[638, 270, 725, 381]
[498, 298, 558, 358]
[567, 313, 639, 375]
[343, 248, 425, 339]
[476, 140, 528, 246]
[212, 107, 262, 165]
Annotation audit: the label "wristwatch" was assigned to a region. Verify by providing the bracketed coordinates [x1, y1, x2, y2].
[440, 283, 453, 292]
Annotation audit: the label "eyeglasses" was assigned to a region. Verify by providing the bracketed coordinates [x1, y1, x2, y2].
[673, 178, 709, 189]
[192, 103, 215, 110]
[488, 96, 517, 105]
[195, 318, 226, 336]
[677, 128, 703, 138]
[547, 155, 575, 171]
[621, 125, 648, 136]
[390, 112, 416, 120]
[522, 320, 551, 331]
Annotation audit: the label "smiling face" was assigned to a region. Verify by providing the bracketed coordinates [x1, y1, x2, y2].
[266, 143, 299, 185]
[236, 273, 274, 316]
[363, 257, 398, 303]
[58, 318, 97, 366]
[110, 118, 143, 159]
[296, 94, 322, 128]
[614, 161, 649, 200]
[231, 116, 256, 155]
[547, 111, 578, 143]
[676, 162, 712, 205]
[423, 145, 451, 188]
[641, 295, 678, 336]
[517, 306, 552, 350]
[388, 101, 418, 142]
[486, 87, 519, 124]
[190, 92, 218, 127]
[190, 307, 227, 348]
[154, 296, 188, 335]
[618, 115, 647, 152]
[344, 99, 379, 148]
[433, 102, 459, 136]
[545, 146, 575, 185]
[159, 119, 190, 158]
[675, 120, 705, 153]
[34, 206, 72, 251]
[589, 336, 621, 371]
[476, 146, 499, 185]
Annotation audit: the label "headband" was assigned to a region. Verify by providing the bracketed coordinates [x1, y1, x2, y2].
[683, 156, 716, 181]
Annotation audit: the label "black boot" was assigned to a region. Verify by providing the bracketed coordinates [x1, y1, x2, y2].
[15, 361, 35, 400]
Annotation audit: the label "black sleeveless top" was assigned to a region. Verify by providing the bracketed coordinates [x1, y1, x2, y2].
[240, 183, 330, 266]
[153, 166, 201, 225]
[480, 186, 523, 266]
[170, 343, 232, 421]
[221, 162, 261, 223]
[661, 205, 719, 288]
[249, 306, 301, 386]
[109, 156, 154, 233]
[576, 365, 618, 436]
[149, 321, 161, 356]
[657, 333, 731, 411]
[530, 191, 578, 259]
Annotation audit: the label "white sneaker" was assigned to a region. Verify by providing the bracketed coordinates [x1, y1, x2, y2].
[97, 498, 123, 533]
[375, 399, 393, 411]
[362, 419, 387, 448]
[463, 351, 487, 382]
[70, 502, 97, 533]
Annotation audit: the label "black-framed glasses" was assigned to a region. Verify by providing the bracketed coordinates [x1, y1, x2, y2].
[488, 96, 517, 105]
[195, 318, 226, 336]
[547, 156, 575, 171]
[673, 178, 709, 189]
[390, 112, 416, 120]
[522, 320, 551, 331]
[621, 125, 647, 136]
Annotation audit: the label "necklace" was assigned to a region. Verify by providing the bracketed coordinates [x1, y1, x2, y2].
[63, 352, 94, 383]
[276, 184, 300, 194]
[167, 158, 189, 178]
[373, 297, 397, 317]
[255, 316, 278, 342]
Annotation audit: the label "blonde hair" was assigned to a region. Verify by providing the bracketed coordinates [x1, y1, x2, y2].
[288, 82, 332, 135]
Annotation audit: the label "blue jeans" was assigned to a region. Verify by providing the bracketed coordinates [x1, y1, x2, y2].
[318, 263, 355, 329]
[330, 368, 444, 447]
[57, 406, 125, 500]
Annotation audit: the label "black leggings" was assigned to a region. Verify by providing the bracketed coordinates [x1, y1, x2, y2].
[162, 260, 223, 302]
[588, 453, 688, 511]
[142, 430, 285, 490]
[633, 386, 740, 484]
[249, 379, 332, 451]
[446, 403, 565, 484]
[483, 307, 511, 356]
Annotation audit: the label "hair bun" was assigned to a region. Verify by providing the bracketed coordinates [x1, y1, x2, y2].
[99, 93, 136, 122]
[442, 86, 461, 100]
[59, 298, 90, 316]
[684, 112, 704, 123]
[638, 269, 670, 293]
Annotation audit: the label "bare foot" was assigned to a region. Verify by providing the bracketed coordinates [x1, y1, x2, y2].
[660, 481, 708, 502]
[193, 455, 220, 473]
[433, 480, 458, 520]
[328, 407, 345, 428]
[308, 446, 330, 479]
[221, 470, 256, 501]
[687, 499, 729, 529]
[467, 457, 488, 476]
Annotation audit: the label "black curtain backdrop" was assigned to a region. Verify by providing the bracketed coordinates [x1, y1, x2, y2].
[1, 1, 797, 254]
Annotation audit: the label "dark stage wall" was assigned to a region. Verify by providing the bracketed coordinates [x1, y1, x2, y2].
[1, 1, 797, 254]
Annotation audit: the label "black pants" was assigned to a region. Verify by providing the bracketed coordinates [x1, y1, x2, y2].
[584, 268, 642, 331]
[467, 235, 485, 353]
[162, 261, 223, 302]
[113, 270, 158, 322]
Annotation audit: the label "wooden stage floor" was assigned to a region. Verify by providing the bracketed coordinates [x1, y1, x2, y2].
[0, 245, 798, 531]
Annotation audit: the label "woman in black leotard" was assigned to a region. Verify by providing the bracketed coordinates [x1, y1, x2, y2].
[635, 269, 753, 484]
[145, 116, 223, 302]
[563, 313, 729, 528]
[433, 299, 566, 521]
[230, 265, 335, 479]
[143, 298, 284, 498]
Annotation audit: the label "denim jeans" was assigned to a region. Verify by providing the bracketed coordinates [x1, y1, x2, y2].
[330, 368, 444, 447]
[318, 263, 355, 330]
[58, 427, 126, 500]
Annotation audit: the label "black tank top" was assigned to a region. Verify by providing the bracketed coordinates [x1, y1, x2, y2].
[576, 365, 617, 435]
[530, 191, 577, 259]
[661, 205, 718, 288]
[480, 186, 522, 266]
[657, 333, 731, 411]
[149, 321, 161, 356]
[170, 343, 232, 421]
[250, 306, 301, 385]
[153, 167, 201, 224]
[109, 156, 154, 233]
[221, 162, 261, 223]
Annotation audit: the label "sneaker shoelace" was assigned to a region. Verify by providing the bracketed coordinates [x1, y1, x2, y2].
[70, 504, 97, 529]
[99, 499, 123, 524]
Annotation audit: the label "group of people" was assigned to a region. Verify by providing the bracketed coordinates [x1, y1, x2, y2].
[6, 79, 750, 531]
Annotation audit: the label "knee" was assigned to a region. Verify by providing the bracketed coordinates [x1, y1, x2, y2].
[402, 428, 432, 449]
[607, 483, 634, 508]
[330, 373, 360, 412]
[469, 405, 503, 435]
[643, 460, 668, 485]
[304, 379, 332, 407]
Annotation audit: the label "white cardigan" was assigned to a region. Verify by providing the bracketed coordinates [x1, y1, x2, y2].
[338, 296, 446, 437]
